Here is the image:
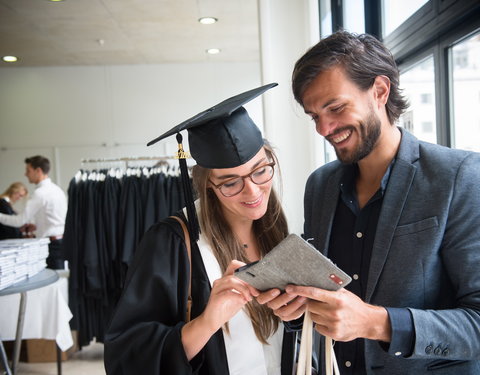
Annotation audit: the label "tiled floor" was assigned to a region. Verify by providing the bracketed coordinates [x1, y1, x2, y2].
[15, 342, 105, 375]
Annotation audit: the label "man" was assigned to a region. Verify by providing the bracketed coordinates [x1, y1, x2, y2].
[0, 155, 68, 269]
[259, 31, 480, 374]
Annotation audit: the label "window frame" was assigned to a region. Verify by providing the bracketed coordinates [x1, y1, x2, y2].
[320, 0, 480, 147]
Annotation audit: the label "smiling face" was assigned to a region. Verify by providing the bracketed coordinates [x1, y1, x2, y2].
[208, 147, 273, 224]
[302, 66, 385, 164]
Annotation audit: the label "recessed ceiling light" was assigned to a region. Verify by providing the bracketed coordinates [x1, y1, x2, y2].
[48, 0, 65, 2]
[206, 48, 221, 55]
[198, 17, 218, 25]
[2, 56, 18, 63]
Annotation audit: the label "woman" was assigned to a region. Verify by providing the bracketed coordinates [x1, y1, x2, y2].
[104, 84, 296, 374]
[0, 182, 28, 240]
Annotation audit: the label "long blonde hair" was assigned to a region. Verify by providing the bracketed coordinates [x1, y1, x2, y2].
[192, 143, 289, 344]
[0, 182, 28, 200]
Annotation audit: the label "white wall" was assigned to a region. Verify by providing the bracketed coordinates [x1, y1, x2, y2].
[0, 1, 323, 235]
[0, 62, 262, 193]
[259, 0, 323, 235]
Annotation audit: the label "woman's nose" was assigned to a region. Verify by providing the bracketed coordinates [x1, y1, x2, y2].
[242, 177, 259, 195]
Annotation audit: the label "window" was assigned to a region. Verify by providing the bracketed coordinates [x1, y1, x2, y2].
[343, 0, 365, 34]
[381, 0, 429, 36]
[316, 0, 479, 158]
[320, 0, 333, 38]
[450, 31, 480, 151]
[399, 56, 437, 144]
[420, 93, 432, 104]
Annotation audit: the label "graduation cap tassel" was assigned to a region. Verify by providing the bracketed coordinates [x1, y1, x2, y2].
[176, 133, 200, 242]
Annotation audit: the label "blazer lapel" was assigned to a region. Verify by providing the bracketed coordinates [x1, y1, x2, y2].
[365, 129, 419, 302]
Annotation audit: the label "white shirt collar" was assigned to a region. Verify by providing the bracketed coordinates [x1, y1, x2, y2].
[36, 177, 51, 188]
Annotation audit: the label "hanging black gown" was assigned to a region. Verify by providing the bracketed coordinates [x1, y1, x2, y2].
[104, 215, 296, 375]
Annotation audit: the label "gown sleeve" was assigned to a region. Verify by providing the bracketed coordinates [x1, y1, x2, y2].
[104, 219, 201, 374]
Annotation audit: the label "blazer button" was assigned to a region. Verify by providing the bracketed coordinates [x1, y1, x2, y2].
[425, 345, 433, 354]
[442, 348, 450, 357]
[434, 347, 442, 355]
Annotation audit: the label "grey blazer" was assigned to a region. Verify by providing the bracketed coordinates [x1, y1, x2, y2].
[304, 128, 480, 374]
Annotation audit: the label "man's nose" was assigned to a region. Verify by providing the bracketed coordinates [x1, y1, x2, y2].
[315, 116, 333, 137]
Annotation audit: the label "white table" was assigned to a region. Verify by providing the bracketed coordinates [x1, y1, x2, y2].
[0, 269, 73, 375]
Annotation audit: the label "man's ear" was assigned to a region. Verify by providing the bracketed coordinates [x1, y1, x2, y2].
[373, 75, 391, 108]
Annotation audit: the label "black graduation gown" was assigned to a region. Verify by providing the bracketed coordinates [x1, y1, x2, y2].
[104, 216, 296, 375]
[0, 198, 22, 240]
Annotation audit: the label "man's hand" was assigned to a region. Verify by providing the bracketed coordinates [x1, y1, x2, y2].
[20, 223, 36, 238]
[255, 288, 307, 321]
[286, 285, 391, 342]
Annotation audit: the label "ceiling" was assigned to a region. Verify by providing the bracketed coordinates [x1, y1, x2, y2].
[0, 0, 260, 67]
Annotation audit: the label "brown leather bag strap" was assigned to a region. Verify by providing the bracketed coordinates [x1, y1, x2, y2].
[170, 215, 193, 322]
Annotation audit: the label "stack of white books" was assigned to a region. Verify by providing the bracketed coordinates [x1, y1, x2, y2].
[0, 238, 50, 291]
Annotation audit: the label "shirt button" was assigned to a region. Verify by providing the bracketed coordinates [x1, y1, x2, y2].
[356, 232, 363, 238]
[345, 361, 352, 368]
[425, 345, 433, 354]
[353, 274, 359, 280]
[434, 346, 442, 355]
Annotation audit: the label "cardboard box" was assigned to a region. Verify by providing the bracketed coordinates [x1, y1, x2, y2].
[3, 331, 78, 363]
[24, 339, 68, 363]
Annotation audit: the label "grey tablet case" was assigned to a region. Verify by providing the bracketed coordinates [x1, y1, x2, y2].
[235, 233, 351, 292]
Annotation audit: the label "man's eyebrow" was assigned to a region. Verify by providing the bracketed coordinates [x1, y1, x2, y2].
[214, 157, 267, 180]
[304, 98, 341, 114]
[322, 98, 339, 109]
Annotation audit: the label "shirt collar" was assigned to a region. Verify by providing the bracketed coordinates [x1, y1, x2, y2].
[340, 159, 396, 196]
[36, 177, 51, 188]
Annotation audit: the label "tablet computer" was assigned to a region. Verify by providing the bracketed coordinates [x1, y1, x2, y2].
[234, 234, 351, 292]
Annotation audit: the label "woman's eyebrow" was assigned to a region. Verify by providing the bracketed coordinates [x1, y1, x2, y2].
[214, 157, 267, 180]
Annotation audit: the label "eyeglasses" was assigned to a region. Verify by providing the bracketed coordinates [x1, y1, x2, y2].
[209, 162, 276, 197]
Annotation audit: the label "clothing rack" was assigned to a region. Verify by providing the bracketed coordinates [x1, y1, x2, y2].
[79, 156, 184, 172]
[65, 155, 189, 348]
[80, 155, 175, 166]
[80, 156, 177, 163]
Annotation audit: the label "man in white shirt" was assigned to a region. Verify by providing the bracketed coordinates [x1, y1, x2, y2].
[0, 155, 68, 269]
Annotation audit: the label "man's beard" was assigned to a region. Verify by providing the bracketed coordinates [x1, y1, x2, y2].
[333, 109, 381, 164]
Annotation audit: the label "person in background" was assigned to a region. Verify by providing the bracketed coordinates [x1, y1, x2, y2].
[0, 182, 28, 240]
[259, 30, 480, 374]
[0, 155, 68, 269]
[104, 84, 297, 374]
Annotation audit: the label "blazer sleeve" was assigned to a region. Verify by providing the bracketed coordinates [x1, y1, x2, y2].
[409, 152, 480, 360]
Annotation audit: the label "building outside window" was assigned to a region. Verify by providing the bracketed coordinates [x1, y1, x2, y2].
[450, 31, 480, 152]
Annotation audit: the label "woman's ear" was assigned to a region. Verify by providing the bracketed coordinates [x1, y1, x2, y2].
[373, 75, 391, 107]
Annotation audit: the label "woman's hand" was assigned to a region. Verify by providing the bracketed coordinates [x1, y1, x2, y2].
[201, 260, 260, 331]
[181, 260, 259, 360]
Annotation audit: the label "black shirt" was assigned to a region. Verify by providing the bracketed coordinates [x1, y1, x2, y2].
[327, 163, 391, 374]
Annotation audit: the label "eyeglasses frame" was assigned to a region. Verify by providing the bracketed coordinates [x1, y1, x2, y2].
[208, 161, 276, 197]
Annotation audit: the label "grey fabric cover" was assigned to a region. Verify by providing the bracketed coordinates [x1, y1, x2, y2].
[235, 233, 351, 292]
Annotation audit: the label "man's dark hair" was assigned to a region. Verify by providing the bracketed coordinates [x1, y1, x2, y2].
[292, 30, 408, 125]
[25, 155, 50, 174]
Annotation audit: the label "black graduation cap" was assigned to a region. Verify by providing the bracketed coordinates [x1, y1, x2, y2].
[147, 82, 278, 242]
[147, 82, 278, 168]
